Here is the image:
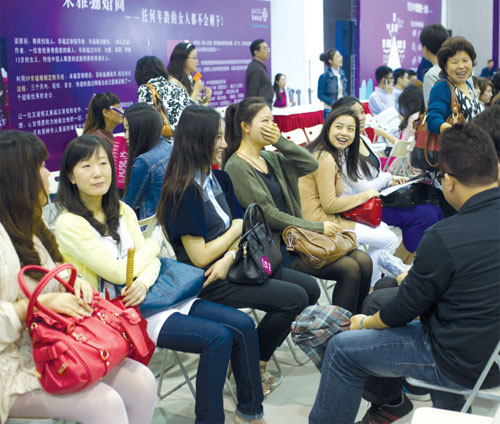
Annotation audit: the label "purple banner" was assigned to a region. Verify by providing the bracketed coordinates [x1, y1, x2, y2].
[0, 0, 271, 169]
[357, 0, 441, 99]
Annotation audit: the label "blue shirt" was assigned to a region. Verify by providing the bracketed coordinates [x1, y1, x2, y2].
[122, 138, 173, 220]
[317, 67, 346, 108]
[368, 87, 396, 115]
[164, 169, 243, 268]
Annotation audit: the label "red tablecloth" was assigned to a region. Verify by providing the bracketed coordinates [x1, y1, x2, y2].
[274, 110, 323, 132]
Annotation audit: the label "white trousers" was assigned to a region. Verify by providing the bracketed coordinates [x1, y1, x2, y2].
[354, 221, 399, 285]
[9, 358, 157, 424]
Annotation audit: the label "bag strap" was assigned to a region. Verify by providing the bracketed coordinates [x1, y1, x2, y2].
[443, 78, 464, 123]
[147, 83, 160, 110]
[18, 263, 77, 329]
[241, 203, 273, 241]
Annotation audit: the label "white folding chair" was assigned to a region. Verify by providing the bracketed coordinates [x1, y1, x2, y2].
[138, 216, 237, 403]
[304, 124, 323, 143]
[282, 128, 309, 146]
[382, 139, 415, 176]
[406, 338, 500, 414]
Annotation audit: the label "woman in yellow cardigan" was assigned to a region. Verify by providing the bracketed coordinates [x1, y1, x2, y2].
[54, 135, 266, 424]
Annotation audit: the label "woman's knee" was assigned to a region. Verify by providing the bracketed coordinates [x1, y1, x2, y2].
[205, 323, 233, 354]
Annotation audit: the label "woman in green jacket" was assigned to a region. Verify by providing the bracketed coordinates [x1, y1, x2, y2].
[223, 97, 372, 313]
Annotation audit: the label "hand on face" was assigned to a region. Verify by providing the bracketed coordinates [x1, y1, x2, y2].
[261, 122, 281, 145]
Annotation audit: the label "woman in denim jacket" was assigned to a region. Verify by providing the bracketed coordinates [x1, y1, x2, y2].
[317, 49, 347, 120]
[122, 103, 173, 219]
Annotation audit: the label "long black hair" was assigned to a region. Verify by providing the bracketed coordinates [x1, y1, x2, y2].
[57, 135, 121, 242]
[273, 73, 284, 101]
[223, 96, 270, 167]
[0, 130, 63, 272]
[398, 84, 425, 131]
[330, 96, 372, 179]
[123, 103, 163, 190]
[135, 56, 169, 86]
[306, 107, 362, 181]
[168, 42, 196, 95]
[157, 105, 221, 223]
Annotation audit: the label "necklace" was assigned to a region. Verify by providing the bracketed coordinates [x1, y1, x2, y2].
[236, 151, 268, 174]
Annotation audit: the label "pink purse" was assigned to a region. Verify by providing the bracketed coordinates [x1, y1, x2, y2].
[18, 263, 154, 394]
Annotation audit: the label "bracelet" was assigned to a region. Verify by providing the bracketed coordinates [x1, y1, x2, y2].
[224, 250, 236, 260]
[359, 316, 367, 330]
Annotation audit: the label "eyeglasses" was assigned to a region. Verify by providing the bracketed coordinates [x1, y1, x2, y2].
[109, 106, 124, 115]
[187, 56, 198, 61]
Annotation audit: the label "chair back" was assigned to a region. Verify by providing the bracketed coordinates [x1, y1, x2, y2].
[304, 124, 323, 143]
[282, 128, 309, 146]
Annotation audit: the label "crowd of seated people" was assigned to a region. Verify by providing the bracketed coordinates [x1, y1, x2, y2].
[1, 33, 499, 424]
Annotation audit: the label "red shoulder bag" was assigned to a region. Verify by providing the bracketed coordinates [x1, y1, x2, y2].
[18, 263, 155, 394]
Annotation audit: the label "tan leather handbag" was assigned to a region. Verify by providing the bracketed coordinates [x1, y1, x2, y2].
[282, 226, 357, 269]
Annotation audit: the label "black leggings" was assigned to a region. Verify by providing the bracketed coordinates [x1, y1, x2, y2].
[289, 249, 372, 314]
[199, 267, 320, 362]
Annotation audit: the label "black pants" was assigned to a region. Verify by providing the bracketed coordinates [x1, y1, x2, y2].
[199, 267, 320, 362]
[290, 249, 372, 314]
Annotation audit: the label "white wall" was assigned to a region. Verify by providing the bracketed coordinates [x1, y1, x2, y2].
[271, 0, 324, 106]
[445, 0, 496, 75]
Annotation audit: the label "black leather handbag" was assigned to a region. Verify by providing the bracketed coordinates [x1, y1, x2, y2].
[228, 203, 282, 285]
[381, 182, 438, 209]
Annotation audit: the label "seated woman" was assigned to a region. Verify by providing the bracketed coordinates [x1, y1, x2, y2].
[157, 104, 319, 396]
[167, 42, 212, 106]
[136, 55, 193, 132]
[333, 96, 444, 264]
[83, 92, 124, 147]
[299, 107, 399, 285]
[54, 135, 265, 424]
[223, 97, 371, 312]
[122, 103, 173, 220]
[273, 73, 294, 108]
[0, 130, 156, 424]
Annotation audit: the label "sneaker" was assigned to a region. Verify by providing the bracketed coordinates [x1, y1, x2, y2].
[377, 251, 410, 278]
[403, 382, 431, 401]
[355, 393, 413, 424]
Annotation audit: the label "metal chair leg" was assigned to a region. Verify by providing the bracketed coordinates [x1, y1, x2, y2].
[156, 349, 197, 400]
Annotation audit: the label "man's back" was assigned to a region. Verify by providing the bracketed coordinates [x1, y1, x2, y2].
[381, 187, 500, 388]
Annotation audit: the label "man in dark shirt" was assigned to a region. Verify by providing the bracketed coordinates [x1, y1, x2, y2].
[309, 123, 500, 424]
[480, 59, 496, 79]
[245, 39, 274, 105]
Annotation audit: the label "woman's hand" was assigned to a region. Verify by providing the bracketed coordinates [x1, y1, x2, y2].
[261, 123, 281, 145]
[121, 280, 148, 307]
[204, 86, 212, 103]
[192, 80, 203, 98]
[363, 189, 380, 201]
[39, 292, 93, 319]
[323, 221, 341, 236]
[391, 176, 407, 186]
[349, 314, 367, 330]
[73, 277, 95, 304]
[204, 254, 234, 287]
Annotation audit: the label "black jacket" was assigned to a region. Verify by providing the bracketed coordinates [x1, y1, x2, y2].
[245, 59, 274, 105]
[380, 188, 500, 389]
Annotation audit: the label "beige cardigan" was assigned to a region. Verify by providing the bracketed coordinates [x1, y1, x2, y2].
[0, 223, 60, 423]
[299, 150, 369, 229]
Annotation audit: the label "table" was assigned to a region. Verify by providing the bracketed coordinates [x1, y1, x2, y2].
[272, 104, 323, 132]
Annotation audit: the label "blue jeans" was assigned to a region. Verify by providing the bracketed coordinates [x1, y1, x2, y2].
[309, 321, 466, 424]
[158, 300, 264, 424]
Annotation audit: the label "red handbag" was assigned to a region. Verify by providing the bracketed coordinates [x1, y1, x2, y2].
[343, 197, 382, 227]
[18, 263, 155, 394]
